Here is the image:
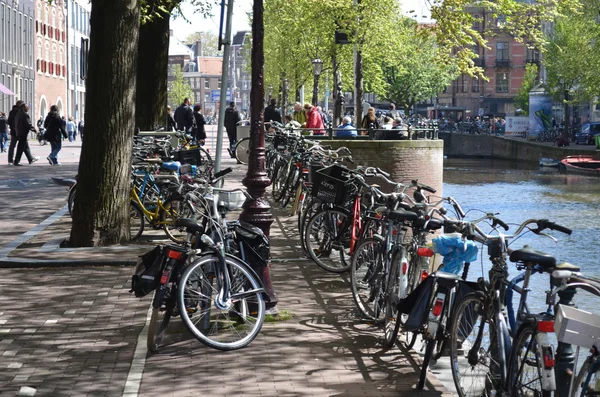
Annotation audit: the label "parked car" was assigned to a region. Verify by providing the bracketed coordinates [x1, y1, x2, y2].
[575, 122, 600, 144]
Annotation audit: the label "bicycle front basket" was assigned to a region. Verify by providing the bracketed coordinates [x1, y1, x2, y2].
[311, 164, 353, 205]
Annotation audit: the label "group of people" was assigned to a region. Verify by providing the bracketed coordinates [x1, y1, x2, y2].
[0, 99, 80, 166]
[167, 98, 207, 147]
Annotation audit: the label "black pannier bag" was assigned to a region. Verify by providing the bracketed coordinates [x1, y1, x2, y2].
[234, 221, 270, 268]
[130, 246, 165, 298]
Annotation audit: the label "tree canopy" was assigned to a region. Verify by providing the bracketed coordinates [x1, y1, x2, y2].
[514, 62, 538, 116]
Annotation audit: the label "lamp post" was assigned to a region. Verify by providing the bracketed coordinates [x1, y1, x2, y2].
[311, 58, 323, 106]
[239, 0, 278, 311]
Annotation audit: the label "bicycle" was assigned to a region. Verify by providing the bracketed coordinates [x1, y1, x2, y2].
[443, 217, 574, 397]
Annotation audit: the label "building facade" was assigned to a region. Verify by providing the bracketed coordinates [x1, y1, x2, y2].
[168, 31, 223, 117]
[437, 9, 539, 119]
[34, 0, 67, 121]
[0, 0, 36, 115]
[66, 0, 90, 122]
[231, 31, 250, 112]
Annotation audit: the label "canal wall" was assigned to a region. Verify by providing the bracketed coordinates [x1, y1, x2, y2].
[319, 140, 444, 195]
[439, 132, 600, 162]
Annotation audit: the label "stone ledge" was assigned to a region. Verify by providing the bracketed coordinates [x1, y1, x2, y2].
[322, 139, 444, 150]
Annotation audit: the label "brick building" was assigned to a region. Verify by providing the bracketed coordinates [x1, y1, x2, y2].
[437, 9, 540, 119]
[34, 0, 67, 121]
[0, 0, 36, 115]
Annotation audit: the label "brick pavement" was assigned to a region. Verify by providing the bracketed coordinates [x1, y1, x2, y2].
[0, 129, 454, 396]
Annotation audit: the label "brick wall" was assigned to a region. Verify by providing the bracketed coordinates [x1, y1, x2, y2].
[321, 140, 444, 197]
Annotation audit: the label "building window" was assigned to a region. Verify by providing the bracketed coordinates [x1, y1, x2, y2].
[205, 94, 209, 103]
[496, 42, 509, 60]
[526, 44, 539, 63]
[472, 77, 479, 92]
[496, 72, 509, 93]
[497, 15, 506, 27]
[204, 79, 210, 89]
[462, 75, 468, 93]
[473, 14, 480, 29]
[1, 3, 5, 61]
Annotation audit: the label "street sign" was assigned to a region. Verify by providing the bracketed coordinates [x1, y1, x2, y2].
[211, 89, 231, 102]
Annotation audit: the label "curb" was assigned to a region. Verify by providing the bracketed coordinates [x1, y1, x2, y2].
[0, 257, 137, 268]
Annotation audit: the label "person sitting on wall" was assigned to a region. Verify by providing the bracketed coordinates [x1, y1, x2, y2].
[336, 116, 357, 138]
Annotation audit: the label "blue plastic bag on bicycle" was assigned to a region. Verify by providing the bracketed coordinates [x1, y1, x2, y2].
[432, 235, 478, 275]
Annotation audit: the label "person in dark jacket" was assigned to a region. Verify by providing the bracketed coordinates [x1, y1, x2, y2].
[192, 104, 206, 145]
[166, 105, 177, 131]
[13, 103, 38, 166]
[263, 98, 281, 124]
[174, 98, 194, 134]
[44, 105, 68, 165]
[0, 112, 7, 153]
[77, 119, 85, 140]
[224, 102, 241, 157]
[6, 100, 23, 164]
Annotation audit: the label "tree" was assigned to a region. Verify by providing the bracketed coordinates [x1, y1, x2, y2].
[169, 64, 194, 106]
[184, 31, 222, 56]
[382, 21, 458, 114]
[543, 13, 600, 137]
[69, 0, 141, 246]
[514, 63, 538, 116]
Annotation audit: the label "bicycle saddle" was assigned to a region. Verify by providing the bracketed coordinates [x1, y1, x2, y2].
[388, 209, 419, 222]
[553, 261, 580, 272]
[175, 218, 204, 234]
[509, 247, 556, 269]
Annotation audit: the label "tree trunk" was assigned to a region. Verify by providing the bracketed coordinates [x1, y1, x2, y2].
[354, 49, 363, 122]
[70, 0, 141, 247]
[135, 0, 173, 130]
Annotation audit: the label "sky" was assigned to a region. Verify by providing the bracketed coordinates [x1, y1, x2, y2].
[170, 0, 431, 42]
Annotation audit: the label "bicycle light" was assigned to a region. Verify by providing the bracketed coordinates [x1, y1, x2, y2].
[432, 297, 445, 317]
[537, 320, 554, 333]
[417, 247, 434, 257]
[542, 345, 555, 369]
[166, 249, 184, 260]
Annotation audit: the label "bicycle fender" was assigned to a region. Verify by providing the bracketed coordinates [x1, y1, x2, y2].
[535, 331, 557, 391]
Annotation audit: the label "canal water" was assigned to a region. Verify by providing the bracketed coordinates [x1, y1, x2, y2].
[430, 158, 600, 394]
[443, 157, 600, 313]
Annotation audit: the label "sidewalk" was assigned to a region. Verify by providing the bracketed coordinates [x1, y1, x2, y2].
[0, 132, 452, 396]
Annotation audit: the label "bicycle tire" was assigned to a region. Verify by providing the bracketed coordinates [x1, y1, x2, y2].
[147, 293, 174, 353]
[67, 185, 76, 217]
[281, 169, 299, 209]
[234, 137, 250, 165]
[383, 253, 401, 348]
[450, 292, 500, 397]
[419, 338, 437, 389]
[571, 357, 593, 397]
[350, 237, 386, 322]
[304, 208, 352, 273]
[509, 322, 551, 397]
[129, 202, 145, 241]
[177, 255, 265, 351]
[299, 200, 319, 257]
[160, 197, 195, 244]
[275, 166, 295, 204]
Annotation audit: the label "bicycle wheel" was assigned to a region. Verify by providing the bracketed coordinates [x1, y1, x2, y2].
[450, 292, 501, 397]
[234, 137, 250, 165]
[398, 251, 421, 350]
[147, 293, 175, 353]
[299, 200, 319, 257]
[160, 197, 195, 244]
[304, 208, 352, 273]
[281, 169, 299, 209]
[177, 255, 265, 351]
[571, 357, 594, 397]
[383, 254, 401, 348]
[350, 237, 386, 322]
[67, 185, 76, 217]
[509, 323, 550, 397]
[129, 202, 145, 241]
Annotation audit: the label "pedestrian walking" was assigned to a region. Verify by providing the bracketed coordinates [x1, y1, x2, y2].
[264, 98, 282, 124]
[192, 104, 206, 145]
[0, 112, 8, 153]
[174, 98, 194, 134]
[13, 103, 39, 166]
[44, 105, 68, 165]
[166, 105, 177, 131]
[224, 102, 241, 157]
[66, 117, 76, 142]
[7, 100, 23, 164]
[78, 119, 85, 140]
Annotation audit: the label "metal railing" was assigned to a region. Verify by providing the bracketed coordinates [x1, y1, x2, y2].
[285, 125, 439, 141]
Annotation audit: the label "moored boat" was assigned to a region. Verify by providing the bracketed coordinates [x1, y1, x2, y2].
[561, 155, 600, 176]
[539, 158, 560, 167]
